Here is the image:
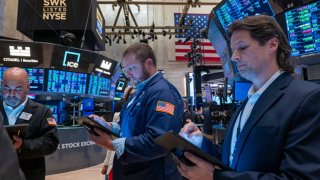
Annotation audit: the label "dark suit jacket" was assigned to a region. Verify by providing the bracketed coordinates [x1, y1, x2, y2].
[0, 113, 25, 180]
[1, 99, 59, 180]
[212, 73, 320, 179]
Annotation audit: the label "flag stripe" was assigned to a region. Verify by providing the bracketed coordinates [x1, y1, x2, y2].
[175, 49, 217, 53]
[176, 56, 221, 62]
[174, 13, 221, 62]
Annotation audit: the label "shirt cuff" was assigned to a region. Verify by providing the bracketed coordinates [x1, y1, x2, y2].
[110, 122, 121, 135]
[112, 138, 126, 158]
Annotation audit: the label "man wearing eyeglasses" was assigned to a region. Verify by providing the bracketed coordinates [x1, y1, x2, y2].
[90, 43, 184, 180]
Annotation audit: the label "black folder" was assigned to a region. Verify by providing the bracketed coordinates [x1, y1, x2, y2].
[4, 124, 29, 139]
[154, 130, 232, 171]
[75, 116, 119, 139]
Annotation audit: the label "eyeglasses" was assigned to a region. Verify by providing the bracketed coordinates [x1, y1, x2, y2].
[121, 63, 140, 74]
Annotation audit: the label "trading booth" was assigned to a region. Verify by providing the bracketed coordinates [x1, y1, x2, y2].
[0, 39, 124, 174]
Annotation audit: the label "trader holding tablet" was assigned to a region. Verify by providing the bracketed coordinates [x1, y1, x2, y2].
[178, 15, 320, 180]
[0, 67, 59, 180]
[90, 43, 184, 180]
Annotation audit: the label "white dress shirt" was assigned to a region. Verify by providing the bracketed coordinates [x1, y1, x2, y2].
[4, 98, 28, 125]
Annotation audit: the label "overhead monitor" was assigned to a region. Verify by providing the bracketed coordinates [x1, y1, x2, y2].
[0, 67, 44, 91]
[207, 14, 235, 79]
[87, 75, 111, 97]
[285, 1, 320, 56]
[215, 0, 276, 34]
[25, 68, 45, 91]
[47, 69, 87, 94]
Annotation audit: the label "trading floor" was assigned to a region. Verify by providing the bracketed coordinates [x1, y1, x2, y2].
[46, 164, 104, 180]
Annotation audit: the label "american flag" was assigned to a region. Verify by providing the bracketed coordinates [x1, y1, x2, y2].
[156, 101, 175, 115]
[174, 13, 220, 63]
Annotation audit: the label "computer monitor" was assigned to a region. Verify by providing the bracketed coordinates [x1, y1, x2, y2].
[25, 68, 45, 91]
[215, 0, 276, 34]
[82, 98, 94, 111]
[285, 1, 320, 56]
[234, 81, 252, 102]
[0, 67, 44, 91]
[47, 69, 87, 94]
[113, 80, 128, 101]
[87, 75, 111, 96]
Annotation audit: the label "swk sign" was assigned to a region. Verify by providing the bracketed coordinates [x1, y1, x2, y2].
[43, 0, 67, 20]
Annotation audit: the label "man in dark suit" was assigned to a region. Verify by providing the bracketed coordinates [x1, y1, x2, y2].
[1, 67, 59, 180]
[0, 112, 25, 180]
[178, 15, 320, 179]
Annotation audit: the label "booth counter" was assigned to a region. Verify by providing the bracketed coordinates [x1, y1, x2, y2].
[45, 126, 106, 175]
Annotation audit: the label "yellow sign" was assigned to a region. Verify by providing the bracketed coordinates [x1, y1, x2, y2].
[43, 0, 67, 20]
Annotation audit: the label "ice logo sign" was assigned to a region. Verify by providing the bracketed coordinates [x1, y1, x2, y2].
[63, 51, 80, 68]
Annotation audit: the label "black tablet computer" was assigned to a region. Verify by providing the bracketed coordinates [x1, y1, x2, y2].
[75, 116, 119, 139]
[4, 124, 29, 139]
[154, 130, 232, 171]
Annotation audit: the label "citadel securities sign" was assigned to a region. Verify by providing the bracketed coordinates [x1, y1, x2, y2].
[43, 0, 67, 20]
[0, 40, 44, 68]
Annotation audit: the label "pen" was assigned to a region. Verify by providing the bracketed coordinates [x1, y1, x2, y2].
[17, 130, 20, 137]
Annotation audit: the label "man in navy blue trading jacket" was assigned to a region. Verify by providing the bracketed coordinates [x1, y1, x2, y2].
[90, 43, 184, 180]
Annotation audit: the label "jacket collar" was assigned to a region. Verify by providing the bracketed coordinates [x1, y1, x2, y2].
[223, 72, 293, 169]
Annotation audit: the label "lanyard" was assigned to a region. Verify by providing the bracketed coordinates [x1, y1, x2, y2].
[236, 109, 244, 139]
[236, 99, 248, 139]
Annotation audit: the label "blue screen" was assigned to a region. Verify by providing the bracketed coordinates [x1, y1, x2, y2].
[285, 1, 320, 56]
[113, 80, 128, 101]
[215, 0, 275, 32]
[0, 67, 44, 91]
[87, 75, 111, 96]
[82, 98, 94, 111]
[234, 81, 252, 101]
[25, 68, 45, 91]
[47, 69, 87, 94]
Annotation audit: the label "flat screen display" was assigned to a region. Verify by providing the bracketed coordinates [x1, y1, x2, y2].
[25, 68, 45, 91]
[234, 81, 252, 102]
[215, 0, 275, 32]
[113, 80, 128, 101]
[0, 67, 44, 91]
[285, 1, 320, 56]
[47, 69, 87, 94]
[87, 75, 111, 96]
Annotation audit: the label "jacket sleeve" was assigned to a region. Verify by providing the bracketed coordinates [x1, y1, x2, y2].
[119, 87, 183, 163]
[18, 106, 59, 159]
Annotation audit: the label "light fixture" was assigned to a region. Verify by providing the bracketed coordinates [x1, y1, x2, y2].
[123, 36, 127, 44]
[162, 30, 167, 36]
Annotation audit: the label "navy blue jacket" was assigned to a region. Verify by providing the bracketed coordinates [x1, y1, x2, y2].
[203, 73, 320, 179]
[113, 72, 183, 180]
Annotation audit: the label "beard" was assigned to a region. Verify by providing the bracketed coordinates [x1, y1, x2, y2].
[4, 96, 21, 107]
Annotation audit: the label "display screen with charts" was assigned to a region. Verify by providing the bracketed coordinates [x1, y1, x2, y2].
[154, 130, 232, 171]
